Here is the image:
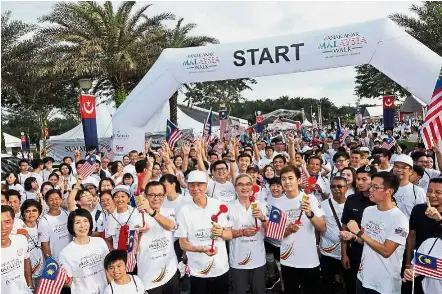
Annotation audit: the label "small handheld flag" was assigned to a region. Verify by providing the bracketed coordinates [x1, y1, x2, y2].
[203, 108, 213, 139]
[126, 229, 138, 272]
[166, 119, 182, 148]
[36, 256, 68, 294]
[77, 154, 96, 178]
[380, 137, 396, 150]
[414, 251, 442, 280]
[265, 206, 288, 240]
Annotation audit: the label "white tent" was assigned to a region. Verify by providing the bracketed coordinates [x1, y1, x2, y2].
[3, 133, 21, 155]
[364, 106, 384, 118]
[302, 119, 312, 127]
[44, 102, 204, 161]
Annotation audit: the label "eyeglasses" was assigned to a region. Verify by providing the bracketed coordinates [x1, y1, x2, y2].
[25, 209, 38, 213]
[369, 184, 386, 191]
[146, 194, 165, 198]
[215, 168, 227, 172]
[330, 185, 345, 189]
[236, 183, 252, 188]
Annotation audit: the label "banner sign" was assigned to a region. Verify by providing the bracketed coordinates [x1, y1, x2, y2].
[383, 95, 395, 129]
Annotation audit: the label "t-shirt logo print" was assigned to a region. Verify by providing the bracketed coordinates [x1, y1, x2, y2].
[238, 251, 252, 266]
[16, 248, 23, 256]
[198, 258, 215, 275]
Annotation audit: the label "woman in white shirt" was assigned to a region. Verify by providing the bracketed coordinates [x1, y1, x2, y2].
[341, 167, 357, 197]
[111, 161, 124, 185]
[6, 172, 25, 197]
[59, 208, 109, 294]
[59, 163, 76, 193]
[23, 177, 40, 204]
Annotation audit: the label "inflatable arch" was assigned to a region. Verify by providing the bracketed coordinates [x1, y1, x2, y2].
[112, 18, 442, 156]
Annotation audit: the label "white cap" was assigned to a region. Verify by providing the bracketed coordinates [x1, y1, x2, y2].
[300, 146, 313, 153]
[111, 185, 131, 196]
[393, 154, 413, 167]
[360, 147, 370, 153]
[81, 177, 99, 188]
[187, 170, 207, 183]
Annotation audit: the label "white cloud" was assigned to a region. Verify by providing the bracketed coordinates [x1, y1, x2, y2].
[2, 1, 419, 106]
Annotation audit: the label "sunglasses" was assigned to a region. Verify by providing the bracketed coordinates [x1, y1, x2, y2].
[330, 185, 345, 189]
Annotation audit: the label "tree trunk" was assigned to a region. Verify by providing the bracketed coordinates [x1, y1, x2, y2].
[169, 91, 178, 125]
[40, 114, 47, 158]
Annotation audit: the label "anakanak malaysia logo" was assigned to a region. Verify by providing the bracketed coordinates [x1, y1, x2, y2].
[183, 52, 220, 73]
[318, 32, 367, 58]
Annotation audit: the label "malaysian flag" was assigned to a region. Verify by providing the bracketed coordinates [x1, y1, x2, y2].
[166, 119, 182, 148]
[380, 137, 396, 150]
[126, 229, 138, 272]
[219, 109, 229, 139]
[414, 251, 442, 280]
[340, 129, 352, 146]
[36, 256, 68, 294]
[422, 67, 442, 149]
[77, 154, 96, 178]
[102, 145, 115, 159]
[203, 108, 213, 140]
[265, 206, 288, 240]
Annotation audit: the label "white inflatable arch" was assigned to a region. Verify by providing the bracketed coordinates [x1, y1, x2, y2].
[112, 18, 442, 156]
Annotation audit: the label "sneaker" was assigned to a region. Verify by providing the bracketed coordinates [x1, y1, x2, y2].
[265, 277, 280, 290]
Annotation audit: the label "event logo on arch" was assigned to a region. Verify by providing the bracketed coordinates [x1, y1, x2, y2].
[318, 32, 368, 59]
[182, 52, 220, 74]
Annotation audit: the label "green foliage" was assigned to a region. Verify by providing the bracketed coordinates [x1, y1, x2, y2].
[113, 90, 128, 108]
[354, 2, 442, 99]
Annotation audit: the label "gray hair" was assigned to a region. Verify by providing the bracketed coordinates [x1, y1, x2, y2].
[234, 174, 253, 186]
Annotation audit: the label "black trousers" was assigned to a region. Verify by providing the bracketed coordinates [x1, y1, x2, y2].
[189, 271, 229, 294]
[320, 255, 343, 294]
[355, 279, 380, 294]
[281, 265, 321, 294]
[148, 270, 180, 294]
[343, 247, 362, 294]
[231, 265, 266, 294]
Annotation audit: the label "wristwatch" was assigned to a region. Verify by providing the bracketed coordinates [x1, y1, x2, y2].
[149, 210, 157, 217]
[356, 230, 364, 238]
[307, 211, 315, 219]
[230, 160, 236, 163]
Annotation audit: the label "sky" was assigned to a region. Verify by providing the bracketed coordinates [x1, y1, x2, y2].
[1, 1, 419, 107]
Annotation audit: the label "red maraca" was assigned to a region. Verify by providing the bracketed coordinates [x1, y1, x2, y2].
[210, 204, 228, 252]
[250, 185, 261, 230]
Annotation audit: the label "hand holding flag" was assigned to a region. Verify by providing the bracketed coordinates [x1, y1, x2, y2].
[36, 256, 68, 294]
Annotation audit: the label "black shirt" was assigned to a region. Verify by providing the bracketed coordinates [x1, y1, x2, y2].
[409, 204, 442, 249]
[341, 192, 376, 257]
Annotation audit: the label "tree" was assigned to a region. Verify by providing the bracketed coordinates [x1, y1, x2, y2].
[158, 18, 219, 124]
[38, 1, 174, 107]
[354, 2, 442, 99]
[184, 78, 257, 111]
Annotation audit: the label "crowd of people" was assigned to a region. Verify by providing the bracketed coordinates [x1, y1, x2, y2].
[1, 122, 442, 294]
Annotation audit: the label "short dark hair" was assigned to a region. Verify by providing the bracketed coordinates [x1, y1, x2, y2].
[145, 181, 166, 195]
[265, 146, 274, 151]
[159, 174, 182, 194]
[19, 159, 29, 166]
[135, 160, 147, 173]
[307, 155, 323, 165]
[67, 208, 93, 237]
[99, 178, 115, 192]
[87, 146, 97, 153]
[110, 161, 122, 174]
[20, 199, 43, 219]
[351, 150, 362, 156]
[122, 173, 134, 182]
[268, 177, 282, 186]
[238, 153, 252, 162]
[207, 151, 218, 158]
[411, 151, 427, 162]
[375, 148, 391, 160]
[24, 177, 37, 191]
[129, 150, 138, 156]
[1, 205, 15, 219]
[44, 189, 62, 202]
[76, 159, 86, 168]
[62, 156, 73, 163]
[104, 249, 127, 270]
[280, 165, 300, 179]
[273, 154, 287, 163]
[429, 178, 442, 185]
[412, 165, 425, 177]
[31, 159, 44, 169]
[372, 172, 399, 194]
[43, 157, 54, 164]
[333, 151, 349, 162]
[59, 163, 73, 175]
[48, 173, 60, 181]
[332, 176, 347, 185]
[210, 160, 228, 173]
[5, 189, 21, 201]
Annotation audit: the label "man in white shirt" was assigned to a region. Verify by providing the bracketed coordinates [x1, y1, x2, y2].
[320, 176, 347, 294]
[122, 150, 139, 177]
[258, 146, 275, 169]
[228, 174, 267, 294]
[30, 159, 44, 187]
[347, 172, 409, 294]
[175, 170, 232, 294]
[1, 205, 33, 293]
[279, 165, 326, 294]
[101, 157, 112, 178]
[306, 156, 330, 202]
[375, 148, 392, 172]
[392, 154, 426, 219]
[18, 159, 31, 186]
[41, 157, 55, 182]
[411, 151, 442, 191]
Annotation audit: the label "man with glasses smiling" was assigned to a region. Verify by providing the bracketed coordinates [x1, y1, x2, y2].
[346, 172, 408, 294]
[320, 176, 348, 294]
[392, 155, 426, 220]
[411, 151, 442, 191]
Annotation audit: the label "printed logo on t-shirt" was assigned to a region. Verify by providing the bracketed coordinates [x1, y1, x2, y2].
[394, 227, 407, 238]
[16, 248, 23, 256]
[148, 237, 170, 253]
[198, 258, 215, 275]
[237, 251, 252, 266]
[364, 221, 384, 235]
[194, 228, 211, 242]
[78, 253, 103, 269]
[280, 243, 294, 260]
[2, 258, 22, 276]
[151, 266, 167, 283]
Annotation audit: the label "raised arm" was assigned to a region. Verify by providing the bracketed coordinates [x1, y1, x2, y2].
[67, 175, 83, 212]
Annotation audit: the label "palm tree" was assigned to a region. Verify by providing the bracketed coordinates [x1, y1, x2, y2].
[159, 18, 219, 125]
[38, 1, 175, 106]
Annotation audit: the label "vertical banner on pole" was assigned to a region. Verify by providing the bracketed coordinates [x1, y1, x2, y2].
[256, 114, 263, 133]
[79, 94, 99, 150]
[383, 95, 395, 130]
[20, 134, 26, 152]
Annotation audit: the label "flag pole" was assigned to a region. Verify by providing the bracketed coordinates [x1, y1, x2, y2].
[411, 250, 416, 294]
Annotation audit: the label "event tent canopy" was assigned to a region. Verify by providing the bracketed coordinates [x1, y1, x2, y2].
[399, 95, 425, 113]
[363, 106, 384, 118]
[3, 133, 21, 148]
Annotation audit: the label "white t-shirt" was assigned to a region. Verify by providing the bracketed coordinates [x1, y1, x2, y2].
[41, 169, 54, 182]
[106, 207, 143, 249]
[419, 168, 441, 191]
[1, 234, 32, 294]
[228, 200, 267, 269]
[279, 192, 324, 268]
[207, 179, 236, 205]
[357, 206, 409, 294]
[378, 166, 393, 172]
[59, 237, 109, 294]
[103, 275, 145, 294]
[319, 198, 345, 260]
[162, 194, 190, 215]
[137, 207, 178, 290]
[8, 184, 25, 198]
[42, 209, 72, 262]
[12, 217, 25, 234]
[258, 157, 273, 169]
[311, 175, 331, 203]
[30, 173, 43, 187]
[18, 173, 31, 186]
[345, 188, 355, 198]
[415, 238, 442, 294]
[25, 220, 50, 278]
[175, 196, 230, 278]
[394, 183, 426, 219]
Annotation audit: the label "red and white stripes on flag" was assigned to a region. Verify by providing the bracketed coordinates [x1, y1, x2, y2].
[168, 129, 183, 149]
[77, 154, 96, 178]
[36, 266, 68, 294]
[219, 118, 229, 139]
[126, 230, 139, 272]
[422, 67, 442, 149]
[265, 206, 288, 240]
[340, 129, 351, 146]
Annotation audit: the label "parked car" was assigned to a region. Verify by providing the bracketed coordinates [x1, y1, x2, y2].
[1, 154, 20, 182]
